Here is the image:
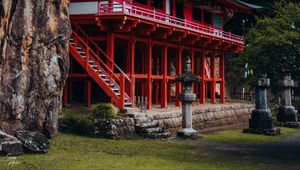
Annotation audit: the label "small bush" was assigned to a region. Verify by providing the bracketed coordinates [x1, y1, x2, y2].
[92, 103, 119, 120]
[60, 111, 93, 135]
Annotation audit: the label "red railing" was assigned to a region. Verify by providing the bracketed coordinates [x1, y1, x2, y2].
[70, 31, 130, 108]
[97, 0, 244, 44]
[72, 21, 131, 82]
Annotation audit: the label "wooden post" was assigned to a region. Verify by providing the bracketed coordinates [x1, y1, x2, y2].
[129, 35, 136, 107]
[85, 80, 91, 107]
[200, 51, 206, 104]
[106, 32, 115, 70]
[130, 75, 136, 107]
[176, 45, 182, 107]
[120, 74, 125, 109]
[220, 53, 225, 103]
[147, 40, 153, 109]
[161, 42, 168, 108]
[210, 53, 216, 103]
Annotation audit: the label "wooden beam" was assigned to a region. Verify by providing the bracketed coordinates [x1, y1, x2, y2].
[220, 53, 225, 103]
[161, 41, 168, 108]
[200, 51, 206, 104]
[210, 53, 216, 103]
[106, 32, 115, 70]
[176, 45, 182, 107]
[147, 40, 153, 109]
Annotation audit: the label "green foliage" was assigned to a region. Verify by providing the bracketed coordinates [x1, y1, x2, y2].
[92, 103, 119, 120]
[234, 2, 300, 95]
[59, 109, 93, 135]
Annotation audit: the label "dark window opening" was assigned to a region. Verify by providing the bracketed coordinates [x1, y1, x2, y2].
[175, 2, 184, 19]
[151, 0, 163, 10]
[204, 12, 212, 25]
[192, 7, 202, 22]
[134, 0, 147, 5]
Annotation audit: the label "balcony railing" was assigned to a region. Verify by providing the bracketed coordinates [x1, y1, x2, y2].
[98, 0, 244, 44]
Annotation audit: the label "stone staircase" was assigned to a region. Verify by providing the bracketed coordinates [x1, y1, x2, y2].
[129, 113, 172, 139]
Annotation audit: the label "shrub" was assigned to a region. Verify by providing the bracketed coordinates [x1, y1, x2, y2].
[92, 103, 119, 120]
[59, 111, 93, 135]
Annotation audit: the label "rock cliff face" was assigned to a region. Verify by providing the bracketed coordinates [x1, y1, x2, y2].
[0, 0, 71, 138]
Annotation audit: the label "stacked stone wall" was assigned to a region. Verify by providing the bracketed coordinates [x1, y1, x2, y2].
[149, 104, 254, 134]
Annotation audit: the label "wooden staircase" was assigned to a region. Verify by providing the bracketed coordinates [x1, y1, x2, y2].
[69, 26, 132, 109]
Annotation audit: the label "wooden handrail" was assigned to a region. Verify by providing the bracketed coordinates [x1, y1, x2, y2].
[98, 0, 244, 44]
[71, 21, 131, 82]
[71, 31, 121, 83]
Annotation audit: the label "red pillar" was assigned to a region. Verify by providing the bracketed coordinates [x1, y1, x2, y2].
[85, 80, 91, 107]
[176, 45, 182, 107]
[220, 53, 225, 103]
[147, 40, 153, 109]
[161, 42, 168, 108]
[63, 80, 68, 106]
[210, 53, 216, 103]
[106, 32, 115, 70]
[130, 75, 136, 107]
[129, 36, 136, 107]
[200, 51, 206, 104]
[172, 0, 176, 16]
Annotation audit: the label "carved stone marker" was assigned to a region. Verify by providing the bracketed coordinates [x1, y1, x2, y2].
[243, 77, 281, 135]
[277, 76, 299, 127]
[175, 56, 200, 138]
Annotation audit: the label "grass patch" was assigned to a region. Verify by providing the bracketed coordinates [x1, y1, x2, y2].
[201, 127, 300, 145]
[0, 131, 300, 169]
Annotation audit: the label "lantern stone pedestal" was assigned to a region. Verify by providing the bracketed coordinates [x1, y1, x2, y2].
[243, 77, 281, 136]
[276, 76, 300, 128]
[175, 56, 199, 139]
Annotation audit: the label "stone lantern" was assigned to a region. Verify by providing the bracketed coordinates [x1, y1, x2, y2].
[277, 75, 299, 126]
[243, 76, 280, 135]
[175, 56, 200, 138]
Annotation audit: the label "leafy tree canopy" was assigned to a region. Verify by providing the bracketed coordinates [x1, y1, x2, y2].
[234, 2, 300, 95]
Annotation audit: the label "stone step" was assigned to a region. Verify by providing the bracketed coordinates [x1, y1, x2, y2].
[134, 116, 152, 124]
[127, 112, 147, 118]
[144, 127, 164, 134]
[135, 121, 159, 129]
[147, 132, 172, 139]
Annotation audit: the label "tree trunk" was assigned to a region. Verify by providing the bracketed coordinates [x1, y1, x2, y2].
[0, 0, 71, 138]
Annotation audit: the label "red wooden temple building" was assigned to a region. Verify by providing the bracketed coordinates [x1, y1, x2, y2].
[64, 0, 259, 109]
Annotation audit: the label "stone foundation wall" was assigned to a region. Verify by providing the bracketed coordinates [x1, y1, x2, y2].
[148, 104, 254, 134]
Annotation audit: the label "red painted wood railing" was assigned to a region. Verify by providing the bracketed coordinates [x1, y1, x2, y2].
[70, 31, 130, 108]
[97, 0, 244, 44]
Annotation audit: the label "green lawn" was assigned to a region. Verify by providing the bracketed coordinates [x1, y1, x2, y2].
[201, 127, 300, 144]
[0, 129, 300, 170]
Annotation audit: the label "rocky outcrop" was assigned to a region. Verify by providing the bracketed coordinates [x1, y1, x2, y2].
[15, 131, 50, 153]
[0, 130, 23, 156]
[0, 0, 71, 137]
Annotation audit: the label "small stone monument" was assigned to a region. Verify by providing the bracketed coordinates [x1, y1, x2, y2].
[243, 76, 281, 135]
[277, 75, 300, 127]
[175, 56, 200, 138]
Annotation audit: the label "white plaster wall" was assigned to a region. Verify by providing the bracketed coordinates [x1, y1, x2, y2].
[166, 0, 171, 14]
[69, 2, 98, 15]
